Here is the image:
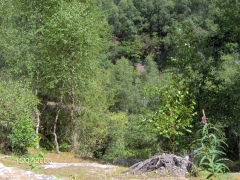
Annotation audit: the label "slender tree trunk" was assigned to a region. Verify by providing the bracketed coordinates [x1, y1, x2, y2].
[35, 114, 40, 149]
[239, 136, 240, 160]
[71, 85, 79, 150]
[170, 136, 175, 154]
[35, 15, 43, 149]
[70, 86, 75, 148]
[53, 82, 64, 154]
[35, 69, 40, 149]
[70, 63, 79, 150]
[53, 108, 61, 154]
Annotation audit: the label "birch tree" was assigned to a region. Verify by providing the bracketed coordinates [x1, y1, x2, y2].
[40, 0, 110, 153]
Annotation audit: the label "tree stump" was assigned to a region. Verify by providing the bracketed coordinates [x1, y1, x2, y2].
[122, 153, 198, 177]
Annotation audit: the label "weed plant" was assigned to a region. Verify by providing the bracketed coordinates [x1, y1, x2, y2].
[195, 123, 233, 180]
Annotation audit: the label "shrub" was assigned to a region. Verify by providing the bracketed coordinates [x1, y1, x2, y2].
[0, 80, 38, 153]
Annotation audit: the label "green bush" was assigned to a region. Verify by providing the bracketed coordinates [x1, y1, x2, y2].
[0, 80, 38, 153]
[102, 112, 128, 159]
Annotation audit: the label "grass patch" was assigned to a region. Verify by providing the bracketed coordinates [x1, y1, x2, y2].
[1, 152, 240, 179]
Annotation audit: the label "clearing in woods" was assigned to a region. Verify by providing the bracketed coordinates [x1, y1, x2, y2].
[0, 151, 239, 180]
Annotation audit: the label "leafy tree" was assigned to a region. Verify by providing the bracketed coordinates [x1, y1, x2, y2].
[141, 55, 162, 87]
[145, 80, 196, 153]
[0, 0, 47, 149]
[0, 0, 112, 155]
[40, 0, 110, 153]
[216, 53, 240, 160]
[116, 0, 141, 40]
[216, 0, 240, 45]
[108, 56, 164, 158]
[103, 0, 220, 67]
[114, 40, 143, 63]
[110, 57, 140, 113]
[99, 0, 120, 35]
[103, 112, 129, 158]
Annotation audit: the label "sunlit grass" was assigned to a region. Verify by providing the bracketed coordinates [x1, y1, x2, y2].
[0, 151, 240, 180]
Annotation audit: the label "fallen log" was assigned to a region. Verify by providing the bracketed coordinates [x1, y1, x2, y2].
[122, 153, 199, 177]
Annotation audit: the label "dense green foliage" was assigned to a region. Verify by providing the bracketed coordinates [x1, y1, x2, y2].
[145, 80, 196, 153]
[0, 80, 37, 153]
[0, 1, 239, 172]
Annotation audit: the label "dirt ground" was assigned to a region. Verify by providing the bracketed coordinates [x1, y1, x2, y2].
[0, 152, 239, 180]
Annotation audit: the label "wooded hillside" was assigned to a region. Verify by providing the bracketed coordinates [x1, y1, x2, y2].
[0, 0, 239, 165]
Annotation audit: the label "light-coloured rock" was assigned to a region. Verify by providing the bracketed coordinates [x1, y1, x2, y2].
[39, 162, 118, 169]
[0, 156, 11, 159]
[0, 163, 66, 180]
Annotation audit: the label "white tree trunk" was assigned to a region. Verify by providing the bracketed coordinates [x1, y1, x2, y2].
[35, 15, 42, 149]
[70, 86, 78, 150]
[53, 108, 60, 154]
[53, 82, 64, 154]
[35, 112, 40, 149]
[35, 69, 40, 149]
